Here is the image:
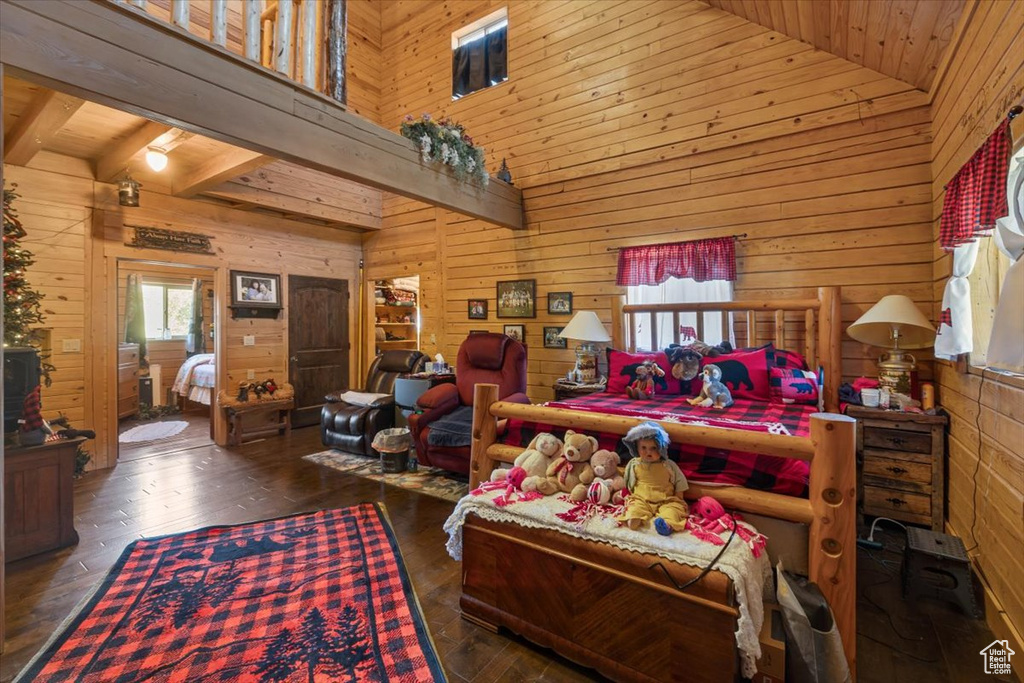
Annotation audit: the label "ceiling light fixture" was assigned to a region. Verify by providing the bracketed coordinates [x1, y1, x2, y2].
[145, 146, 168, 172]
[118, 172, 141, 207]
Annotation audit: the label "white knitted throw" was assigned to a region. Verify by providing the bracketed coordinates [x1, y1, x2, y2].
[444, 491, 769, 678]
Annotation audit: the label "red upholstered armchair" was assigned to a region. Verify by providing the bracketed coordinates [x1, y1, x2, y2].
[409, 333, 529, 474]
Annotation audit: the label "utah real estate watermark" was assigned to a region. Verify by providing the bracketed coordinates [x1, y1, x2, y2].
[980, 639, 1015, 676]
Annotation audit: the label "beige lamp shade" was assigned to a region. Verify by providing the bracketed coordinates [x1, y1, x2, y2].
[847, 295, 934, 349]
[558, 311, 611, 342]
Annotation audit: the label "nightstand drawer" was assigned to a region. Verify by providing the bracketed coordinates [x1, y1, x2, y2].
[864, 486, 931, 520]
[863, 454, 931, 491]
[863, 427, 932, 454]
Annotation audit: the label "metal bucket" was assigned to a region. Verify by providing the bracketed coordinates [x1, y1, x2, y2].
[877, 351, 915, 395]
[372, 427, 412, 474]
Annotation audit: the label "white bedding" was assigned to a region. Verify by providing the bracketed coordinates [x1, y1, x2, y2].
[172, 353, 215, 405]
[444, 491, 770, 678]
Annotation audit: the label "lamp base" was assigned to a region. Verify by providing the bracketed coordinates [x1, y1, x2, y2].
[569, 343, 599, 383]
[877, 349, 916, 395]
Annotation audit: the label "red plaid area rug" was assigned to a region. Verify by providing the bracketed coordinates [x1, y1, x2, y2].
[16, 504, 446, 682]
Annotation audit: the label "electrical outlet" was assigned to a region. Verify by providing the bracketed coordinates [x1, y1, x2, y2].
[243, 335, 255, 346]
[61, 338, 82, 352]
[247, 369, 255, 380]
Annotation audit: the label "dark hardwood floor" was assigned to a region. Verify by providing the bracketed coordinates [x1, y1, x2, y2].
[117, 410, 212, 462]
[2, 426, 1009, 682]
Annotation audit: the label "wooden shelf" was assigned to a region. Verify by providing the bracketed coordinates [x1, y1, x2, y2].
[375, 322, 416, 326]
[375, 304, 417, 309]
[378, 339, 416, 345]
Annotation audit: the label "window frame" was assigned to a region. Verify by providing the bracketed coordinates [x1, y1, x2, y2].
[626, 277, 735, 352]
[451, 7, 509, 100]
[142, 282, 193, 341]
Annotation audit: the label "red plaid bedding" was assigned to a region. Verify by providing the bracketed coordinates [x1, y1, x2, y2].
[502, 393, 815, 496]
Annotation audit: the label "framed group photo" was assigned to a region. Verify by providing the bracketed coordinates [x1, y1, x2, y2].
[548, 292, 573, 315]
[543, 326, 567, 348]
[468, 299, 488, 319]
[503, 324, 525, 343]
[496, 279, 536, 318]
[230, 271, 282, 309]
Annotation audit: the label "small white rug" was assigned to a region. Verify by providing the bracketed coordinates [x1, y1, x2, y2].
[118, 421, 190, 444]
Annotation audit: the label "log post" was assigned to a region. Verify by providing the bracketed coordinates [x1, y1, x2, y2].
[274, 0, 294, 76]
[170, 0, 189, 29]
[469, 383, 500, 490]
[808, 412, 857, 680]
[671, 311, 680, 345]
[746, 310, 757, 347]
[243, 0, 260, 61]
[695, 312, 704, 344]
[300, 0, 317, 88]
[774, 309, 785, 349]
[648, 311, 657, 351]
[611, 295, 625, 350]
[804, 308, 816, 370]
[818, 286, 841, 412]
[326, 0, 347, 103]
[721, 311, 730, 343]
[210, 0, 227, 47]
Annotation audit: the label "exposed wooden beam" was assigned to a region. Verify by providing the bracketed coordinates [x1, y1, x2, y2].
[0, 0, 524, 230]
[204, 182, 382, 230]
[3, 88, 84, 165]
[172, 148, 271, 197]
[94, 119, 172, 182]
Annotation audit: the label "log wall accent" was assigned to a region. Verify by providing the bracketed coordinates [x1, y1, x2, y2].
[928, 0, 1024, 651]
[367, 0, 934, 400]
[4, 157, 362, 470]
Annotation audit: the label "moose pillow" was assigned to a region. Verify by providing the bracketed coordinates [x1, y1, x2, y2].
[769, 367, 819, 405]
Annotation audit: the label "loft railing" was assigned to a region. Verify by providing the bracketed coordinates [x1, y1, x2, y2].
[114, 0, 347, 103]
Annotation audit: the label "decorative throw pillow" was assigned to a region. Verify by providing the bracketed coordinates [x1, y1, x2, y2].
[769, 367, 819, 405]
[691, 347, 772, 401]
[606, 349, 674, 395]
[768, 346, 810, 371]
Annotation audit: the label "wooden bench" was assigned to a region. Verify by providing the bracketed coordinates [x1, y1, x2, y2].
[225, 398, 294, 446]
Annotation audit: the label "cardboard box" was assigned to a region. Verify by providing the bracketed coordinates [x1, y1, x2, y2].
[752, 603, 786, 683]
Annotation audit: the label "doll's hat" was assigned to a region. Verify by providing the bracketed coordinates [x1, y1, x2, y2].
[622, 421, 669, 460]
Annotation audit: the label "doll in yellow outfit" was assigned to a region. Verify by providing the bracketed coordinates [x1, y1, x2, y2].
[618, 421, 689, 536]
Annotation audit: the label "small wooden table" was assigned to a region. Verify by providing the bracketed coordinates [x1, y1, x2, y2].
[5, 437, 84, 562]
[225, 398, 294, 446]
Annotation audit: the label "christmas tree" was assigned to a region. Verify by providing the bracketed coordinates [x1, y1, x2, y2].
[4, 185, 53, 384]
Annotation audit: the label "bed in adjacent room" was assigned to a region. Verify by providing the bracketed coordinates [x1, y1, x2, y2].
[171, 353, 216, 406]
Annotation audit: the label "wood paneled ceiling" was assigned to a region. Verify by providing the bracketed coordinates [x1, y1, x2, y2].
[2, 76, 381, 231]
[704, 0, 968, 92]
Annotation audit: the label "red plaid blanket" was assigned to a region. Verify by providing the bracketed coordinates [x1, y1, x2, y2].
[502, 393, 814, 496]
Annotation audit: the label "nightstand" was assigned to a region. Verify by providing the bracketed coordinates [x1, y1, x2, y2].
[553, 381, 606, 401]
[847, 405, 948, 531]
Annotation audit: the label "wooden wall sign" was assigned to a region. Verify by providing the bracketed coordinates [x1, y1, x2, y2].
[126, 225, 214, 254]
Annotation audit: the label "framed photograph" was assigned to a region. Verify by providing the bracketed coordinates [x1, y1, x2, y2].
[544, 326, 567, 348]
[230, 270, 281, 309]
[548, 292, 573, 315]
[503, 324, 525, 343]
[467, 299, 488, 319]
[496, 279, 536, 318]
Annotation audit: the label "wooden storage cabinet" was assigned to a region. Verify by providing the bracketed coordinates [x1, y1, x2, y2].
[118, 343, 140, 419]
[849, 406, 947, 530]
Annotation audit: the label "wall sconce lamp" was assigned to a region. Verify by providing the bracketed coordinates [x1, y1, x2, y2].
[118, 173, 141, 207]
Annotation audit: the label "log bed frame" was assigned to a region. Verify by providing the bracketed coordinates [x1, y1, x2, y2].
[461, 287, 857, 682]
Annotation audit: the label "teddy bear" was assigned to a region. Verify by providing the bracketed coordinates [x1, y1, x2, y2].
[544, 430, 598, 501]
[625, 359, 666, 400]
[586, 449, 625, 505]
[490, 432, 562, 495]
[687, 364, 734, 409]
[665, 341, 734, 382]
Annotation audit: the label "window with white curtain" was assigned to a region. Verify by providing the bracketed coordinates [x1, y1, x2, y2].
[627, 277, 734, 351]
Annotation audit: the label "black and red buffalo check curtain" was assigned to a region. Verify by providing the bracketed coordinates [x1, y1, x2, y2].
[16, 504, 446, 683]
[939, 117, 1011, 250]
[615, 236, 737, 286]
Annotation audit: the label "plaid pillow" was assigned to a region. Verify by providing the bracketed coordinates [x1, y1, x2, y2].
[692, 347, 772, 401]
[768, 346, 810, 371]
[770, 367, 819, 405]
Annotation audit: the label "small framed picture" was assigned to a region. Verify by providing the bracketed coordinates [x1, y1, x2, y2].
[544, 326, 567, 348]
[496, 279, 536, 318]
[503, 324, 525, 343]
[467, 299, 488, 319]
[548, 292, 573, 315]
[230, 270, 281, 309]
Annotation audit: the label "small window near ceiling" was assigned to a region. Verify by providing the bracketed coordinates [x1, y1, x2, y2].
[143, 283, 193, 340]
[452, 8, 508, 100]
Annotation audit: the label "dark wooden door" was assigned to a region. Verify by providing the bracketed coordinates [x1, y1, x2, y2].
[288, 275, 349, 428]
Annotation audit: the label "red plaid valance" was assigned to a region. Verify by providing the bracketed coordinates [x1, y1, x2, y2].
[616, 236, 736, 285]
[940, 118, 1011, 250]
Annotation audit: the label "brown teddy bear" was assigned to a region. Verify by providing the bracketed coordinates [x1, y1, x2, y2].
[491, 432, 562, 495]
[544, 430, 598, 501]
[586, 449, 625, 504]
[626, 359, 666, 399]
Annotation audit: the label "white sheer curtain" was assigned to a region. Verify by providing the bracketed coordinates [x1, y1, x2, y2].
[987, 146, 1024, 373]
[627, 277, 734, 351]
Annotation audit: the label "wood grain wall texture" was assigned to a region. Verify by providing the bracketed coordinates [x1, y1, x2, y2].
[5, 157, 362, 470]
[365, 0, 934, 400]
[928, 0, 1024, 647]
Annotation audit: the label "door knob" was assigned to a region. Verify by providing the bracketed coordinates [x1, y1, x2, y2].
[290, 355, 298, 362]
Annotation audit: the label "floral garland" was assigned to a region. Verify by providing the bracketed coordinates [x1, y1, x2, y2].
[400, 113, 489, 187]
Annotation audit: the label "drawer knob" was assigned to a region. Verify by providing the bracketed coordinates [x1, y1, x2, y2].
[885, 497, 907, 507]
[890, 437, 906, 446]
[886, 466, 908, 476]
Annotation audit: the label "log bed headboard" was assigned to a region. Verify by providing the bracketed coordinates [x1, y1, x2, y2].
[610, 285, 842, 412]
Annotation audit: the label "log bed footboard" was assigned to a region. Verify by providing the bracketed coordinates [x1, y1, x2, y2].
[465, 383, 857, 681]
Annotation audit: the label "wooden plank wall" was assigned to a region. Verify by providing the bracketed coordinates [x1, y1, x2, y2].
[4, 157, 363, 470]
[366, 0, 934, 400]
[115, 262, 216, 402]
[928, 0, 1024, 649]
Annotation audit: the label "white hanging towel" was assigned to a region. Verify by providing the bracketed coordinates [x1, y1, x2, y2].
[934, 240, 980, 359]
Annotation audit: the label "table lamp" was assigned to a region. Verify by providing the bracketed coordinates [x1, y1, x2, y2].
[558, 311, 611, 383]
[847, 294, 934, 395]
